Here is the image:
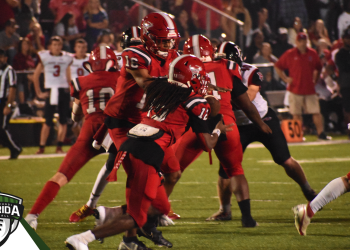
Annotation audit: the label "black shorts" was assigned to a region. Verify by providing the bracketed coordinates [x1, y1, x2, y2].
[219, 108, 291, 179]
[44, 88, 70, 126]
[340, 88, 350, 113]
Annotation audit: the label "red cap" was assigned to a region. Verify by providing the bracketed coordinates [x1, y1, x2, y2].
[296, 32, 307, 41]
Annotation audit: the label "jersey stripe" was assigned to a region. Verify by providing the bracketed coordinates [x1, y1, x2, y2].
[192, 34, 201, 58]
[184, 97, 207, 110]
[124, 48, 151, 66]
[218, 41, 228, 54]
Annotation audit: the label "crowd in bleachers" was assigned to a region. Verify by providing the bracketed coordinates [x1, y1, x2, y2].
[0, 0, 349, 137]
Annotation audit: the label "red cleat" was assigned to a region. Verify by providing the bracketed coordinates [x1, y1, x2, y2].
[69, 205, 95, 222]
[167, 209, 181, 220]
[36, 148, 44, 154]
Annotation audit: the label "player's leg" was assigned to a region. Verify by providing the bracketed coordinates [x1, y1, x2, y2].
[0, 109, 22, 159]
[56, 88, 71, 153]
[293, 173, 350, 236]
[258, 108, 317, 201]
[37, 97, 54, 154]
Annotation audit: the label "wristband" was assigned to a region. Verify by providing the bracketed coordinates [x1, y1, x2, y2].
[213, 128, 221, 137]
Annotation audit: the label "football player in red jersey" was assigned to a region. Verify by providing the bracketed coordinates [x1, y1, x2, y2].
[24, 46, 119, 231]
[65, 54, 232, 250]
[162, 35, 272, 227]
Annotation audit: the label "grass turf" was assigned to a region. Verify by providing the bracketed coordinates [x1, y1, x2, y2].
[0, 140, 349, 249]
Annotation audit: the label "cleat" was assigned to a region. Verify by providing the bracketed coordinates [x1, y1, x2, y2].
[137, 227, 172, 248]
[36, 148, 44, 154]
[25, 214, 38, 230]
[158, 214, 175, 227]
[206, 209, 232, 221]
[318, 132, 332, 141]
[118, 238, 153, 250]
[65, 235, 89, 250]
[93, 206, 106, 243]
[241, 216, 258, 227]
[56, 147, 65, 154]
[9, 147, 22, 160]
[167, 209, 180, 220]
[292, 204, 310, 236]
[69, 205, 95, 222]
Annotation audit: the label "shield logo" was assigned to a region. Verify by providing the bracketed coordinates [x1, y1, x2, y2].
[0, 193, 24, 247]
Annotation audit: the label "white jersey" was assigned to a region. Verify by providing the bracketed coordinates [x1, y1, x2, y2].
[114, 51, 123, 70]
[70, 54, 90, 79]
[38, 50, 73, 89]
[234, 62, 268, 126]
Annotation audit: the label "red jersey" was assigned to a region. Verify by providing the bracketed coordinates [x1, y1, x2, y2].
[275, 47, 322, 95]
[104, 45, 179, 125]
[142, 93, 211, 144]
[205, 59, 242, 118]
[70, 70, 119, 120]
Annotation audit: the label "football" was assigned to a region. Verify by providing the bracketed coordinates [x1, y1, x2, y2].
[205, 95, 220, 117]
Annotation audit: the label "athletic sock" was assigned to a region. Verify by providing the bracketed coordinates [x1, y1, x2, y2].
[308, 177, 347, 217]
[238, 199, 252, 218]
[123, 236, 138, 243]
[86, 164, 111, 208]
[29, 181, 60, 215]
[219, 204, 231, 213]
[57, 141, 63, 147]
[80, 230, 96, 244]
[39, 145, 45, 149]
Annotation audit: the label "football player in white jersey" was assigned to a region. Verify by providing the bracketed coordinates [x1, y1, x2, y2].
[212, 42, 318, 220]
[70, 39, 90, 79]
[33, 36, 73, 154]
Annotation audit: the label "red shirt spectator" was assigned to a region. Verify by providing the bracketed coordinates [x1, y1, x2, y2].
[0, 0, 18, 30]
[275, 46, 322, 95]
[192, 0, 222, 30]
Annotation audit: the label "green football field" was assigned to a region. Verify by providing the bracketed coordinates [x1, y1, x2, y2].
[1, 137, 349, 250]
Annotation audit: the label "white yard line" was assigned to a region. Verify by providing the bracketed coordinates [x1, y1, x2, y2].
[258, 157, 350, 164]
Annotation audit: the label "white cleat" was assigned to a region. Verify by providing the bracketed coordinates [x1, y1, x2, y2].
[292, 204, 311, 236]
[25, 214, 38, 231]
[158, 214, 175, 227]
[93, 206, 106, 243]
[65, 235, 89, 250]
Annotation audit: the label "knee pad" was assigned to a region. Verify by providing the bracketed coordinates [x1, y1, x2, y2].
[218, 163, 229, 179]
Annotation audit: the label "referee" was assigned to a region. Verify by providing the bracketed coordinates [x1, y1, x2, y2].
[0, 49, 22, 159]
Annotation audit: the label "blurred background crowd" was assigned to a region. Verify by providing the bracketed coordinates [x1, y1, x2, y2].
[0, 0, 349, 138]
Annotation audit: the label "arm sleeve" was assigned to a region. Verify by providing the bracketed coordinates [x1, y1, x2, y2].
[70, 78, 81, 99]
[231, 76, 248, 99]
[122, 48, 151, 70]
[183, 96, 211, 120]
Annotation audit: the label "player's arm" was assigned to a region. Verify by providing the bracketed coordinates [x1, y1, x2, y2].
[33, 62, 49, 99]
[247, 68, 263, 101]
[126, 68, 152, 90]
[71, 98, 83, 122]
[232, 76, 272, 134]
[66, 65, 72, 84]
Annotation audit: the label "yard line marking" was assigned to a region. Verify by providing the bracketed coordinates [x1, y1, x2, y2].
[258, 157, 350, 164]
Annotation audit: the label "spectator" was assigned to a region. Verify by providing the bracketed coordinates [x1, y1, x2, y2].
[275, 32, 331, 140]
[12, 37, 36, 105]
[256, 8, 274, 43]
[0, 0, 18, 30]
[308, 19, 331, 48]
[316, 39, 330, 56]
[92, 29, 115, 50]
[278, 0, 308, 29]
[54, 13, 85, 52]
[0, 49, 22, 159]
[0, 19, 20, 65]
[335, 27, 350, 139]
[253, 42, 278, 81]
[221, 0, 252, 47]
[175, 10, 195, 49]
[49, 0, 88, 31]
[84, 0, 109, 51]
[337, 0, 350, 39]
[14, 0, 33, 37]
[26, 19, 45, 53]
[288, 17, 311, 47]
[272, 27, 293, 58]
[245, 30, 264, 63]
[191, 0, 223, 39]
[325, 0, 343, 41]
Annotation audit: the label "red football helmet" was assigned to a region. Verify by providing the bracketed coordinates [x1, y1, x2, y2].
[168, 54, 210, 96]
[183, 35, 215, 62]
[83, 46, 117, 72]
[141, 12, 180, 59]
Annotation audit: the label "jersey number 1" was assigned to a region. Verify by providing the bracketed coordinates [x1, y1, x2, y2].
[86, 87, 115, 114]
[208, 72, 221, 100]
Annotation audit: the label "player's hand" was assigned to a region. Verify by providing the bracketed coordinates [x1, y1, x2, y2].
[215, 115, 234, 134]
[37, 91, 49, 99]
[208, 83, 232, 93]
[285, 77, 293, 84]
[259, 122, 272, 134]
[3, 106, 11, 116]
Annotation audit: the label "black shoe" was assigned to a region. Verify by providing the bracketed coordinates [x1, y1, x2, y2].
[242, 216, 258, 227]
[318, 132, 332, 140]
[137, 227, 172, 248]
[9, 148, 22, 160]
[119, 238, 153, 250]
